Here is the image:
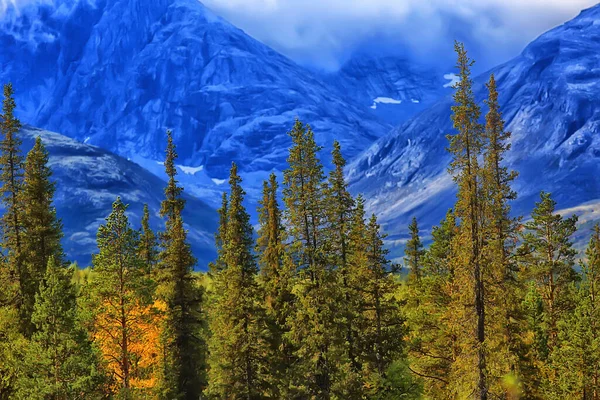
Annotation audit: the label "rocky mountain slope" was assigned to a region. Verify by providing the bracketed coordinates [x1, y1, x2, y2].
[0, 0, 390, 203]
[18, 126, 217, 267]
[348, 3, 600, 255]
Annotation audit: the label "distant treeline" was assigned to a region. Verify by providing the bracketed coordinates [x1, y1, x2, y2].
[1, 42, 599, 400]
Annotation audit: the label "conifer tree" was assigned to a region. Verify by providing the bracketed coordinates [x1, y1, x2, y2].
[407, 210, 458, 398]
[89, 197, 153, 398]
[518, 192, 578, 350]
[283, 119, 338, 398]
[446, 41, 488, 399]
[325, 140, 362, 395]
[138, 204, 158, 274]
[210, 193, 229, 275]
[16, 257, 105, 399]
[20, 136, 64, 332]
[155, 130, 205, 399]
[404, 217, 424, 280]
[256, 173, 295, 397]
[354, 213, 407, 395]
[0, 83, 26, 332]
[207, 163, 269, 399]
[550, 224, 600, 399]
[481, 73, 523, 393]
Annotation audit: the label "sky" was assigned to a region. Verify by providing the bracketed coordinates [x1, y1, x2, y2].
[203, 0, 598, 72]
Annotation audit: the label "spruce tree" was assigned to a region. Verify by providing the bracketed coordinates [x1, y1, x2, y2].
[155, 130, 205, 399]
[550, 225, 600, 398]
[481, 73, 523, 394]
[282, 119, 338, 398]
[404, 217, 424, 280]
[21, 136, 64, 333]
[0, 83, 26, 332]
[207, 163, 269, 399]
[138, 204, 158, 274]
[518, 191, 578, 349]
[256, 173, 295, 397]
[407, 210, 458, 398]
[15, 257, 105, 399]
[89, 197, 153, 398]
[325, 140, 361, 396]
[446, 41, 487, 399]
[355, 213, 406, 395]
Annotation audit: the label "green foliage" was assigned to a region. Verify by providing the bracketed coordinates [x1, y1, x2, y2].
[155, 130, 205, 400]
[14, 257, 106, 399]
[207, 163, 270, 399]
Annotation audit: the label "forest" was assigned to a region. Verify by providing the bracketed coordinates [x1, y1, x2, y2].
[0, 43, 599, 400]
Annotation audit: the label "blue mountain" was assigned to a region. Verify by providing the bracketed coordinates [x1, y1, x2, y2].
[18, 126, 217, 268]
[0, 0, 391, 205]
[347, 4, 600, 256]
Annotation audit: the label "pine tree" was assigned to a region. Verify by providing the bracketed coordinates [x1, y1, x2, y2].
[207, 163, 269, 399]
[0, 83, 26, 332]
[282, 119, 339, 398]
[325, 140, 362, 396]
[89, 197, 154, 398]
[550, 225, 600, 399]
[256, 173, 295, 397]
[404, 217, 424, 280]
[210, 193, 229, 274]
[138, 204, 158, 274]
[481, 73, 523, 394]
[20, 136, 64, 334]
[518, 192, 578, 350]
[446, 41, 488, 399]
[406, 210, 458, 398]
[15, 257, 106, 399]
[155, 130, 205, 399]
[355, 213, 407, 395]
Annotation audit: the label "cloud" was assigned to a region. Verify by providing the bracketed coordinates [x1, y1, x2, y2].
[202, 0, 598, 71]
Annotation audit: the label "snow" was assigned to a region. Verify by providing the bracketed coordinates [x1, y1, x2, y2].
[178, 165, 204, 175]
[443, 73, 460, 88]
[370, 97, 402, 110]
[411, 99, 420, 103]
[212, 178, 227, 185]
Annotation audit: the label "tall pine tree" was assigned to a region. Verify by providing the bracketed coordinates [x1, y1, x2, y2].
[404, 217, 424, 281]
[0, 83, 26, 333]
[283, 119, 339, 398]
[207, 163, 269, 399]
[20, 136, 64, 335]
[138, 204, 158, 274]
[256, 173, 295, 397]
[155, 130, 205, 399]
[446, 42, 488, 399]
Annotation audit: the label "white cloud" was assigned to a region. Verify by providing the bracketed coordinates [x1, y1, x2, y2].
[203, 0, 597, 70]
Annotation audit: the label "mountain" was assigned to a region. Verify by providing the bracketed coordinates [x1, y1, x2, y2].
[17, 125, 217, 268]
[0, 0, 390, 204]
[347, 4, 600, 257]
[325, 55, 452, 126]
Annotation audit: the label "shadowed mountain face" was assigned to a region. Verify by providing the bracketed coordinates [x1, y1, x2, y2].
[17, 126, 217, 268]
[0, 0, 390, 192]
[347, 4, 600, 255]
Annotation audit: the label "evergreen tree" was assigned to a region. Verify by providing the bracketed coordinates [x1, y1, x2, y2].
[15, 257, 105, 399]
[354, 213, 408, 396]
[0, 83, 26, 332]
[404, 217, 424, 280]
[518, 192, 578, 350]
[256, 173, 295, 397]
[20, 136, 64, 333]
[550, 225, 600, 399]
[89, 197, 153, 398]
[155, 130, 205, 399]
[446, 41, 488, 399]
[210, 193, 229, 275]
[325, 140, 362, 396]
[207, 163, 269, 399]
[283, 119, 339, 398]
[138, 204, 158, 274]
[481, 73, 523, 394]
